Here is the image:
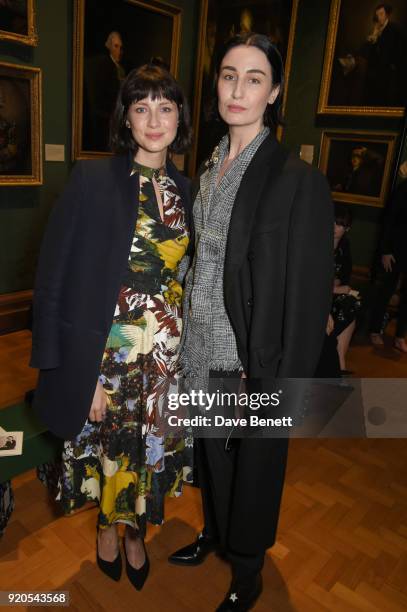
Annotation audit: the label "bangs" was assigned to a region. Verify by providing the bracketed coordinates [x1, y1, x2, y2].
[123, 72, 179, 108]
[110, 63, 192, 155]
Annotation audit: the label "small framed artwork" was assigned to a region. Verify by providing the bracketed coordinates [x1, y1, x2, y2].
[72, 0, 182, 159]
[189, 0, 300, 175]
[318, 0, 407, 117]
[0, 431, 23, 457]
[0, 61, 42, 186]
[319, 130, 397, 207]
[0, 0, 38, 46]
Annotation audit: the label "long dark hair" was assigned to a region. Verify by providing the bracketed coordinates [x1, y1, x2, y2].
[110, 63, 192, 155]
[209, 32, 285, 130]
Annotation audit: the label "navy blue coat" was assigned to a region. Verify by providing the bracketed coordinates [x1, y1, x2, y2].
[30, 154, 191, 439]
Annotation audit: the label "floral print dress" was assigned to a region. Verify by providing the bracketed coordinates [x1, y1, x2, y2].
[57, 161, 193, 534]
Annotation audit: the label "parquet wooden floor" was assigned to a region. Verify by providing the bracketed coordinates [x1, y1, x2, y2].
[1, 329, 407, 611]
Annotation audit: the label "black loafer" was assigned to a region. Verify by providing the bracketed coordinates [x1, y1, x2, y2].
[168, 532, 217, 566]
[216, 573, 263, 611]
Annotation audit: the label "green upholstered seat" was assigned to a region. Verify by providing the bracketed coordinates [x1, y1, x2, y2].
[0, 402, 62, 483]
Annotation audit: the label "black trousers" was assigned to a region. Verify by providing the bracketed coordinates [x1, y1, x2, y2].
[370, 262, 407, 337]
[197, 371, 289, 580]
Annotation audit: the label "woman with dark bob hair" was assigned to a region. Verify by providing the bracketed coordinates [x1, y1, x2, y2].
[30, 64, 193, 590]
[168, 34, 333, 610]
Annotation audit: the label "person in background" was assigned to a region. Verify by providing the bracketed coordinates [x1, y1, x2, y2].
[314, 313, 341, 378]
[370, 160, 407, 352]
[30, 64, 193, 591]
[331, 204, 361, 374]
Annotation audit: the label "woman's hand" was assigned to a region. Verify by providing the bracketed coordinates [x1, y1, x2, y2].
[348, 288, 360, 299]
[382, 254, 395, 273]
[88, 380, 107, 422]
[326, 314, 334, 336]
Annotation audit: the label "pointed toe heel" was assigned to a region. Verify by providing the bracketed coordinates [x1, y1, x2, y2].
[96, 538, 122, 581]
[124, 540, 150, 591]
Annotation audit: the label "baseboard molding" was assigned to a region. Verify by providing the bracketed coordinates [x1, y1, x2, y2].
[0, 290, 32, 335]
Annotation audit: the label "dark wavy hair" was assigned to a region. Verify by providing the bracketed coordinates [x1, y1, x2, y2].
[208, 32, 285, 130]
[110, 63, 192, 155]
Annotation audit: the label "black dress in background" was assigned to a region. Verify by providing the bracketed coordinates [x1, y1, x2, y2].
[332, 236, 361, 337]
[315, 236, 360, 378]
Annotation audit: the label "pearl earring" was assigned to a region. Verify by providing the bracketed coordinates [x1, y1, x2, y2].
[126, 121, 130, 128]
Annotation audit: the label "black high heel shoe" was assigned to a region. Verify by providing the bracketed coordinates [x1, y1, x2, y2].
[124, 537, 150, 591]
[96, 529, 122, 581]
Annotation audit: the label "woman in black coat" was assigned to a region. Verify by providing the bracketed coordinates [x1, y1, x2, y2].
[168, 34, 333, 611]
[30, 64, 193, 590]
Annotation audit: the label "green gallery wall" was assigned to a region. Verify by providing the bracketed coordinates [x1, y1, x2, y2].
[283, 0, 406, 272]
[0, 0, 405, 301]
[0, 0, 200, 297]
[0, 0, 73, 295]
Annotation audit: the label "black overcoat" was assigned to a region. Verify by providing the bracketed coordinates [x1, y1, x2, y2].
[30, 154, 192, 440]
[196, 135, 334, 381]
[193, 135, 334, 553]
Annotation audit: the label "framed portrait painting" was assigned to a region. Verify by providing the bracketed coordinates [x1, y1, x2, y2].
[0, 61, 42, 186]
[0, 0, 37, 46]
[72, 0, 182, 159]
[189, 0, 299, 175]
[319, 130, 397, 207]
[318, 0, 407, 116]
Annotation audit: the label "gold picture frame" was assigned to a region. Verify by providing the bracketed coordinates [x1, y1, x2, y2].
[318, 0, 406, 117]
[72, 0, 182, 160]
[189, 0, 299, 176]
[0, 0, 38, 47]
[319, 130, 397, 208]
[0, 61, 42, 186]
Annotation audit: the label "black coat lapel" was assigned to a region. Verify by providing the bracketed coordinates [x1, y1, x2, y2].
[104, 154, 140, 327]
[116, 153, 140, 268]
[224, 136, 289, 289]
[114, 153, 140, 219]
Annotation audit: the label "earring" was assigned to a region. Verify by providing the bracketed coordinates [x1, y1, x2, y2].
[125, 120, 130, 128]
